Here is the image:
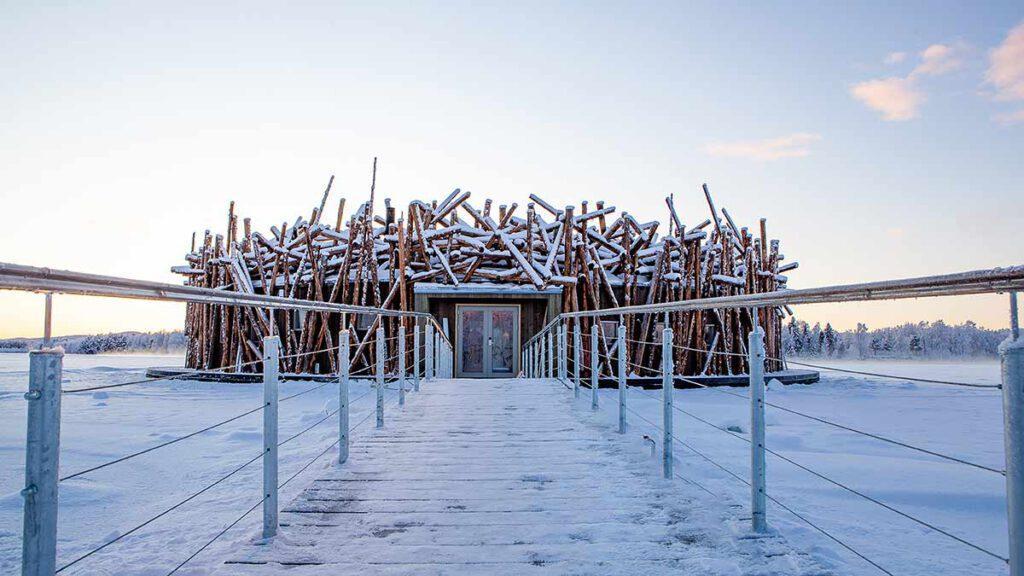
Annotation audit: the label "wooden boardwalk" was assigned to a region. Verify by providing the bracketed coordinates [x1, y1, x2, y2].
[218, 378, 823, 576]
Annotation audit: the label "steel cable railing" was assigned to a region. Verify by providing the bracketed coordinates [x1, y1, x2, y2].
[165, 496, 267, 576]
[165, 391, 403, 575]
[529, 308, 1019, 575]
[555, 328, 1007, 477]
[61, 357, 265, 394]
[766, 357, 1001, 389]
[668, 372, 1007, 476]
[6, 262, 457, 576]
[614, 385, 898, 576]
[55, 449, 265, 573]
[627, 379, 1010, 565]
[57, 381, 390, 574]
[58, 402, 268, 482]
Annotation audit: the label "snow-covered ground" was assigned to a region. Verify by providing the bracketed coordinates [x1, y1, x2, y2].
[0, 353, 391, 575]
[596, 359, 1008, 576]
[0, 355, 1010, 575]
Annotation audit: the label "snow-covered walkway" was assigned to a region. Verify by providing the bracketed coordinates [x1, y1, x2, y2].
[218, 378, 825, 575]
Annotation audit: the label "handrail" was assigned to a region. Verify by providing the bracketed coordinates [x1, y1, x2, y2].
[559, 265, 1024, 318]
[0, 262, 431, 318]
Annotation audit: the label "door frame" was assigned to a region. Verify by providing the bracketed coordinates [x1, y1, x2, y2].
[455, 303, 521, 378]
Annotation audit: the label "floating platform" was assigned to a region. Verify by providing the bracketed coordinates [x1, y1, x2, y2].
[146, 367, 818, 387]
[617, 368, 819, 389]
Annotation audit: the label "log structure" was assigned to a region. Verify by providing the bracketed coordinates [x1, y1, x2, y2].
[173, 162, 794, 377]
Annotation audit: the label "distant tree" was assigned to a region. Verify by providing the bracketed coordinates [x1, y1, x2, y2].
[909, 334, 923, 355]
[781, 318, 1008, 359]
[855, 323, 868, 359]
[823, 323, 837, 356]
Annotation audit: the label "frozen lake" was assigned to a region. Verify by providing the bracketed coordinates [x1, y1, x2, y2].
[0, 354, 1010, 575]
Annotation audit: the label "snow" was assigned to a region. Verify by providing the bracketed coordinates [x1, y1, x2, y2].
[600, 359, 1009, 576]
[0, 353, 396, 575]
[0, 356, 1012, 575]
[413, 282, 561, 295]
[220, 377, 826, 575]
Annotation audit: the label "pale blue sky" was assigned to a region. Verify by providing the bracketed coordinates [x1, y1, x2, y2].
[1, 1, 1022, 336]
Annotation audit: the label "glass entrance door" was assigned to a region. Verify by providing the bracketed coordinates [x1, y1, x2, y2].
[456, 305, 519, 378]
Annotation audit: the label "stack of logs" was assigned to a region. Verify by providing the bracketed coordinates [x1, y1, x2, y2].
[174, 161, 795, 376]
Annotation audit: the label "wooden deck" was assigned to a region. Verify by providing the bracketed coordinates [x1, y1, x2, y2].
[217, 378, 822, 575]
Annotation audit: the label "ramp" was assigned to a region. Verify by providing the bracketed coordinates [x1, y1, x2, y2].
[218, 378, 821, 575]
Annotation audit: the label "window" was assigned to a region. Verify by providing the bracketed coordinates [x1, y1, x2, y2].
[601, 320, 620, 347]
[357, 313, 377, 331]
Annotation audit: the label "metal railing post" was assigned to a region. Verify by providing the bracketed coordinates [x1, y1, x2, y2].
[618, 324, 626, 434]
[549, 329, 555, 379]
[262, 336, 280, 539]
[413, 324, 421, 392]
[433, 333, 441, 379]
[590, 323, 599, 410]
[1003, 292, 1023, 576]
[42, 293, 53, 349]
[539, 333, 546, 379]
[561, 323, 569, 381]
[573, 319, 581, 398]
[375, 327, 385, 428]
[398, 325, 406, 406]
[338, 330, 349, 464]
[533, 342, 538, 378]
[534, 342, 539, 378]
[662, 327, 673, 479]
[425, 323, 435, 380]
[749, 323, 768, 533]
[445, 340, 452, 378]
[22, 348, 62, 576]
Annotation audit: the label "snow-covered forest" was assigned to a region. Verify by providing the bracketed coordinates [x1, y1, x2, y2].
[783, 318, 1009, 359]
[0, 330, 185, 355]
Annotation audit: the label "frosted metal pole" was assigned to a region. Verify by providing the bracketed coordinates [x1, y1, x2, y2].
[42, 293, 52, 349]
[539, 334, 546, 379]
[1003, 293, 1023, 576]
[375, 327, 385, 428]
[749, 324, 768, 532]
[398, 325, 406, 406]
[21, 349, 62, 576]
[1012, 292, 1020, 341]
[662, 327, 673, 479]
[433, 333, 441, 379]
[413, 324, 421, 392]
[441, 318, 450, 378]
[525, 345, 531, 377]
[425, 324, 434, 380]
[549, 329, 555, 378]
[532, 343, 537, 378]
[573, 319, 581, 398]
[338, 330, 349, 464]
[590, 323, 599, 410]
[262, 336, 280, 539]
[617, 324, 626, 434]
[445, 341, 452, 378]
[561, 323, 569, 381]
[537, 340, 541, 378]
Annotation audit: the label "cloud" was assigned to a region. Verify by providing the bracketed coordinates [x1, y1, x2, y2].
[850, 77, 924, 121]
[995, 108, 1024, 125]
[851, 42, 965, 121]
[911, 43, 965, 76]
[885, 52, 907, 65]
[703, 133, 822, 161]
[986, 21, 1024, 101]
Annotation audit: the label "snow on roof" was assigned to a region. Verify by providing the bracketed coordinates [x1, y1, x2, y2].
[414, 282, 562, 295]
